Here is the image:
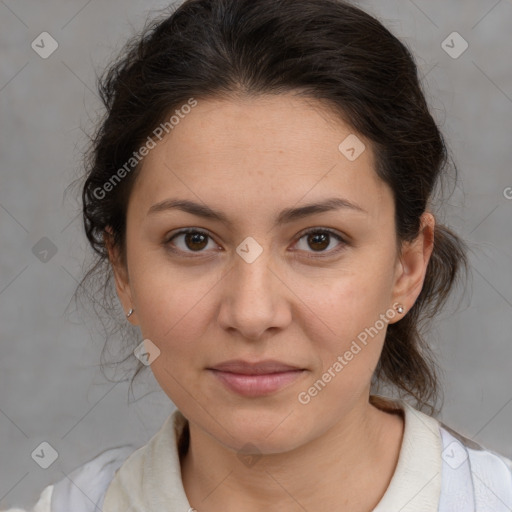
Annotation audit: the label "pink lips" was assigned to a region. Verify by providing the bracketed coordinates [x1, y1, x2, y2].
[207, 359, 306, 397]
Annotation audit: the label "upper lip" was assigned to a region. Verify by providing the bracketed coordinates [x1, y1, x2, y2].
[208, 359, 304, 375]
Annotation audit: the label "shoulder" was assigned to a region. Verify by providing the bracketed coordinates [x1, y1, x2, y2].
[438, 420, 512, 511]
[1, 444, 135, 512]
[389, 397, 512, 511]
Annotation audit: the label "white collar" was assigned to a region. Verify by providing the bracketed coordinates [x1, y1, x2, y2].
[371, 395, 442, 510]
[103, 395, 442, 511]
[103, 406, 190, 511]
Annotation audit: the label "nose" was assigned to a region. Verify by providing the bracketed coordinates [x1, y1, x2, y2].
[217, 246, 291, 341]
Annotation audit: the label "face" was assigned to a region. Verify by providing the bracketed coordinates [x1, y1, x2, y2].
[108, 93, 434, 454]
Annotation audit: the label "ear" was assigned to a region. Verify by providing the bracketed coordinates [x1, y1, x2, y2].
[104, 226, 138, 325]
[390, 212, 435, 319]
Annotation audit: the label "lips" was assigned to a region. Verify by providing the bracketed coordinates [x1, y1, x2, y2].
[208, 359, 304, 375]
[207, 359, 307, 397]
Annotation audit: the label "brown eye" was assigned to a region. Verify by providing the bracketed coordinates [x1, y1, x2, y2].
[294, 229, 346, 256]
[183, 231, 209, 251]
[165, 229, 215, 254]
[307, 232, 330, 251]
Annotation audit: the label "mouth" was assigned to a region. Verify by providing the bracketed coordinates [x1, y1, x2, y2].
[207, 359, 307, 397]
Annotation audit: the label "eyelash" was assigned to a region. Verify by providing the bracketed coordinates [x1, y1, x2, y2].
[164, 227, 348, 259]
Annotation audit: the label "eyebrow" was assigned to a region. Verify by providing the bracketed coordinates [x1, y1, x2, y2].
[147, 197, 367, 226]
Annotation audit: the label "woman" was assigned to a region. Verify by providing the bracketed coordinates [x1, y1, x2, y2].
[5, 0, 512, 510]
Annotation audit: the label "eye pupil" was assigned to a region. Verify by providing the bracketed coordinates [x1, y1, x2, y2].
[185, 232, 208, 251]
[308, 232, 329, 251]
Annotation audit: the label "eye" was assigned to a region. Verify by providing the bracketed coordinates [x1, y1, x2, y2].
[164, 228, 219, 255]
[164, 227, 348, 258]
[293, 228, 347, 257]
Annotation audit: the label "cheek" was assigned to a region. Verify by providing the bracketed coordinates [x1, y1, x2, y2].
[305, 266, 393, 339]
[129, 249, 221, 341]
[129, 260, 218, 402]
[299, 266, 394, 387]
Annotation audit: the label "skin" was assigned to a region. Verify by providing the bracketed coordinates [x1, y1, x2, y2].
[107, 93, 435, 512]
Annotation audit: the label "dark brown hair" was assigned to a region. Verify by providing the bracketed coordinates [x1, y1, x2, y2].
[71, 0, 470, 415]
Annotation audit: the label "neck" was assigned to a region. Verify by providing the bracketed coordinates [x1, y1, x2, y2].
[180, 395, 404, 512]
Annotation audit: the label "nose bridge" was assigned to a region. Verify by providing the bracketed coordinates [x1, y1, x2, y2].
[219, 237, 287, 337]
[232, 238, 275, 306]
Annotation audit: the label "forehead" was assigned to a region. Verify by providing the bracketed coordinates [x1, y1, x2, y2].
[129, 94, 389, 221]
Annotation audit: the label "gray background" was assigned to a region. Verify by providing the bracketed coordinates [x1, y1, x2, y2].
[1, 0, 511, 509]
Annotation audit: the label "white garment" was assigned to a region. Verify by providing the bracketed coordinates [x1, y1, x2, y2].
[4, 395, 512, 511]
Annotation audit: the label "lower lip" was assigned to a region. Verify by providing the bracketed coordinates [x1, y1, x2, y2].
[208, 369, 306, 397]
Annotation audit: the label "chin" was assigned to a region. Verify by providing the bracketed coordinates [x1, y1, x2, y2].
[210, 406, 313, 455]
